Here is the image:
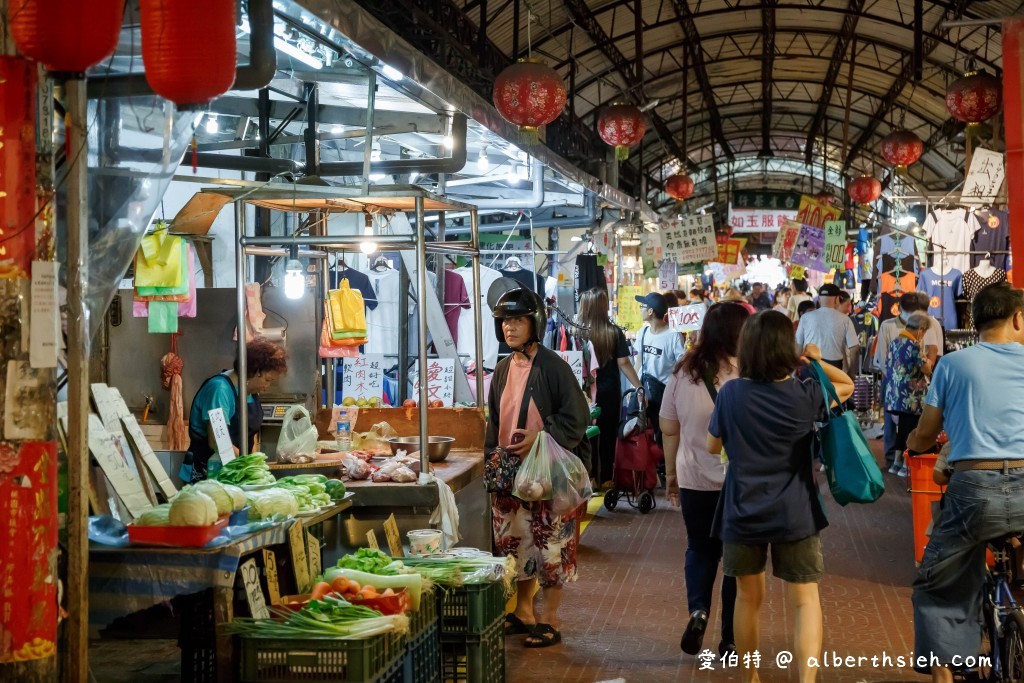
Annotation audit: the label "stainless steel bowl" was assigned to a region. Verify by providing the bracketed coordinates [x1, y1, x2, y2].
[387, 436, 455, 462]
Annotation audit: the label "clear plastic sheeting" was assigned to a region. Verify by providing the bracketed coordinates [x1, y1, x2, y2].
[67, 96, 195, 338]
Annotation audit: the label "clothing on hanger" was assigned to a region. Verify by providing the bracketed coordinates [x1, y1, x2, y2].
[503, 255, 523, 272]
[574, 254, 606, 309]
[331, 266, 378, 311]
[919, 267, 962, 329]
[968, 209, 1010, 271]
[454, 264, 502, 370]
[500, 266, 544, 295]
[922, 209, 975, 275]
[962, 266, 1008, 329]
[442, 269, 470, 344]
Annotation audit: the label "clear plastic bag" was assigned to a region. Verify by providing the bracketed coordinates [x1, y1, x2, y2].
[512, 432, 594, 515]
[276, 406, 319, 463]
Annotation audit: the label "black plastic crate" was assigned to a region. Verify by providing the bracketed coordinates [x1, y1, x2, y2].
[440, 617, 505, 683]
[437, 582, 507, 637]
[238, 633, 404, 683]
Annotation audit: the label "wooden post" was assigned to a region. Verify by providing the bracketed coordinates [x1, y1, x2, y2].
[1003, 18, 1024, 284]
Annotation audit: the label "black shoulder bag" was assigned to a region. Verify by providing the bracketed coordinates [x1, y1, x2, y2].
[484, 365, 539, 494]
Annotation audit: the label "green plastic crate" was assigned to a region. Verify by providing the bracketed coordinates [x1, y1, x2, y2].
[238, 633, 404, 683]
[440, 617, 505, 683]
[437, 582, 507, 637]
[385, 619, 440, 683]
[408, 587, 437, 640]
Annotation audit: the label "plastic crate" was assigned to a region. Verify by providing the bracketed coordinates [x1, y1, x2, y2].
[178, 589, 216, 683]
[440, 617, 504, 683]
[408, 587, 437, 640]
[437, 582, 507, 637]
[385, 619, 440, 683]
[238, 633, 404, 683]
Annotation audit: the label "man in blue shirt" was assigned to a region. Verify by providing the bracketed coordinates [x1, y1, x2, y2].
[908, 282, 1024, 683]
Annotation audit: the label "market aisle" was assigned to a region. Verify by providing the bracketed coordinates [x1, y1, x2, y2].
[505, 444, 924, 683]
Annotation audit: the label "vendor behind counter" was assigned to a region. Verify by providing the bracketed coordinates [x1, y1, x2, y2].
[184, 338, 288, 482]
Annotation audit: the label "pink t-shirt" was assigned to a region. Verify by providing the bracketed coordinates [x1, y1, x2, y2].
[498, 354, 545, 448]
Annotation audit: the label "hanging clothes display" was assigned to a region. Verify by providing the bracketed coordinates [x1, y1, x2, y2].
[962, 265, 1008, 329]
[500, 266, 544, 293]
[365, 268, 401, 356]
[454, 264, 502, 371]
[574, 253, 605, 308]
[918, 267, 963, 329]
[922, 209, 975, 274]
[873, 232, 918, 323]
[443, 269, 470, 345]
[968, 209, 1010, 270]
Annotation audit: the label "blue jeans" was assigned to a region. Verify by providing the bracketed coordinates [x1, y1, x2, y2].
[913, 468, 1024, 666]
[883, 410, 898, 467]
[680, 488, 736, 645]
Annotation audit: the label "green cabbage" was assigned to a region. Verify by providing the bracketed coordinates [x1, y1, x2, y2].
[135, 504, 171, 526]
[193, 480, 233, 516]
[221, 484, 248, 511]
[169, 487, 218, 526]
[246, 488, 299, 519]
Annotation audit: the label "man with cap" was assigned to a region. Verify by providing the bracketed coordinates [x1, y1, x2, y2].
[795, 283, 860, 371]
[633, 292, 685, 445]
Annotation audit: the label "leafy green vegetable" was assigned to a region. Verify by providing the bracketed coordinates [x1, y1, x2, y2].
[212, 453, 276, 486]
[324, 479, 346, 500]
[135, 504, 171, 526]
[225, 595, 409, 639]
[338, 548, 395, 574]
[193, 480, 233, 516]
[169, 487, 218, 526]
[246, 488, 299, 519]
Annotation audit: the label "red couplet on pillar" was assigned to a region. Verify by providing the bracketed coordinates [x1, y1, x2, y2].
[1003, 19, 1024, 285]
[0, 442, 59, 663]
[0, 56, 38, 280]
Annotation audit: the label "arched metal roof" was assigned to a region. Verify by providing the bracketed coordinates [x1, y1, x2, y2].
[440, 0, 1019, 204]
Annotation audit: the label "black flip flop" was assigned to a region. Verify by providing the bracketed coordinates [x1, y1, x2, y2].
[524, 623, 562, 648]
[504, 613, 533, 635]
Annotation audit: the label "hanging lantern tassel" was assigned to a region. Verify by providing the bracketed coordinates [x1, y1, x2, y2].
[191, 134, 198, 174]
[615, 145, 630, 161]
[518, 125, 540, 146]
[895, 164, 908, 177]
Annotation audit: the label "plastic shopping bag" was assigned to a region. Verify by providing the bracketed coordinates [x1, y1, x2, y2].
[329, 279, 367, 334]
[276, 405, 319, 463]
[513, 432, 593, 515]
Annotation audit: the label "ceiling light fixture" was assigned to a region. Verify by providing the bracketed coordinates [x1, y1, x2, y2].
[360, 226, 378, 255]
[478, 147, 489, 173]
[205, 113, 219, 134]
[274, 37, 323, 69]
[283, 247, 305, 300]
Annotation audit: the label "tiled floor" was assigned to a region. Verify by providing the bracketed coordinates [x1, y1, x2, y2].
[505, 444, 927, 683]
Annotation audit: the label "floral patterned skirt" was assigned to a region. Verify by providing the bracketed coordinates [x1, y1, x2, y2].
[491, 494, 578, 588]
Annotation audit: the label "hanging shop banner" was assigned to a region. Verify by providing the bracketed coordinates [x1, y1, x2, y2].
[342, 354, 385, 403]
[0, 57, 38, 280]
[713, 236, 746, 265]
[772, 220, 802, 261]
[788, 264, 807, 279]
[961, 147, 1005, 206]
[728, 191, 800, 233]
[668, 304, 706, 332]
[789, 224, 827, 272]
[657, 260, 678, 290]
[0, 441, 58, 663]
[796, 195, 842, 228]
[412, 359, 455, 406]
[678, 262, 705, 276]
[823, 221, 848, 270]
[616, 286, 644, 332]
[556, 351, 584, 387]
[659, 215, 717, 263]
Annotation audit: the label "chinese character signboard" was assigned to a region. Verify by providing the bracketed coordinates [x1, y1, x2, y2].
[961, 147, 1005, 206]
[616, 286, 643, 332]
[342, 354, 384, 402]
[556, 351, 584, 387]
[412, 359, 455, 406]
[796, 195, 841, 228]
[728, 191, 799, 233]
[668, 304, 707, 332]
[772, 220, 802, 261]
[789, 224, 827, 272]
[657, 259, 677, 291]
[713, 236, 745, 265]
[660, 215, 717, 263]
[823, 221, 847, 269]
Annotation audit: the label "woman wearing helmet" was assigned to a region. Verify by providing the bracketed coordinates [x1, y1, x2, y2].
[487, 287, 591, 648]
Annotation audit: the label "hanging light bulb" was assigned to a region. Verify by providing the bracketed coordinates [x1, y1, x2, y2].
[478, 147, 489, 173]
[509, 163, 522, 185]
[360, 226, 378, 255]
[284, 250, 305, 300]
[369, 143, 384, 181]
[205, 113, 219, 134]
[516, 160, 530, 182]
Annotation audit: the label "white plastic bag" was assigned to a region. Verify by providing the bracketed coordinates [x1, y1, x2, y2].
[512, 432, 593, 515]
[276, 405, 319, 463]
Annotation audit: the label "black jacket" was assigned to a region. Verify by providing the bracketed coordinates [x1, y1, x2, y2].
[485, 345, 592, 471]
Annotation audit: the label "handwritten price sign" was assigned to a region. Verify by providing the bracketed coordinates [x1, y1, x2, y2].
[823, 221, 847, 270]
[668, 304, 706, 332]
[556, 351, 584, 387]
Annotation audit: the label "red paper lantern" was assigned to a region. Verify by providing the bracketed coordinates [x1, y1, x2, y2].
[9, 0, 124, 75]
[598, 103, 648, 160]
[848, 176, 882, 206]
[141, 0, 237, 108]
[0, 57, 38, 279]
[493, 59, 567, 143]
[665, 174, 695, 201]
[880, 129, 923, 172]
[945, 71, 1002, 125]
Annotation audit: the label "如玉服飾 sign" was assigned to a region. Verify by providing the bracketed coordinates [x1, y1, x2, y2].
[412, 359, 455, 406]
[823, 221, 847, 270]
[207, 408, 234, 463]
[729, 191, 800, 233]
[961, 147, 1005, 206]
[660, 215, 717, 263]
[556, 351, 584, 387]
[789, 225, 826, 272]
[342, 354, 384, 402]
[668, 304, 706, 332]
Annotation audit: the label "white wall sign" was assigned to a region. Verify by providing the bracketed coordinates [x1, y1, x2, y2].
[87, 414, 152, 519]
[961, 147, 1005, 206]
[207, 408, 235, 463]
[660, 215, 718, 263]
[556, 351, 584, 387]
[657, 260, 678, 291]
[342, 354, 385, 402]
[412, 359, 456, 406]
[668, 304, 707, 332]
[29, 261, 59, 369]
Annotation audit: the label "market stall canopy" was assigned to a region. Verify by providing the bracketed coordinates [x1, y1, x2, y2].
[199, 182, 477, 214]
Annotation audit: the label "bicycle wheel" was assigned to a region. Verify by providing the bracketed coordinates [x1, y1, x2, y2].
[1002, 610, 1024, 682]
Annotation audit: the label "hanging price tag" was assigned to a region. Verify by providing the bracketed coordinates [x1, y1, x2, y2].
[240, 558, 270, 619]
[306, 532, 322, 578]
[262, 550, 281, 606]
[384, 514, 404, 558]
[366, 529, 380, 550]
[207, 408, 235, 463]
[288, 523, 311, 593]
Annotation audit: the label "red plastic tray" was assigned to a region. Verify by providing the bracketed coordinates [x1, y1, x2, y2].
[126, 517, 228, 547]
[350, 589, 411, 615]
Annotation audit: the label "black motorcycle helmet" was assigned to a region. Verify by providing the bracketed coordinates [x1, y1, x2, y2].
[492, 287, 547, 350]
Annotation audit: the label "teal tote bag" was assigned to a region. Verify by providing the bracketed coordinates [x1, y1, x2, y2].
[809, 361, 884, 505]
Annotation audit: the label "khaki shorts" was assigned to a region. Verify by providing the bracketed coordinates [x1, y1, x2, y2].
[723, 534, 824, 583]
